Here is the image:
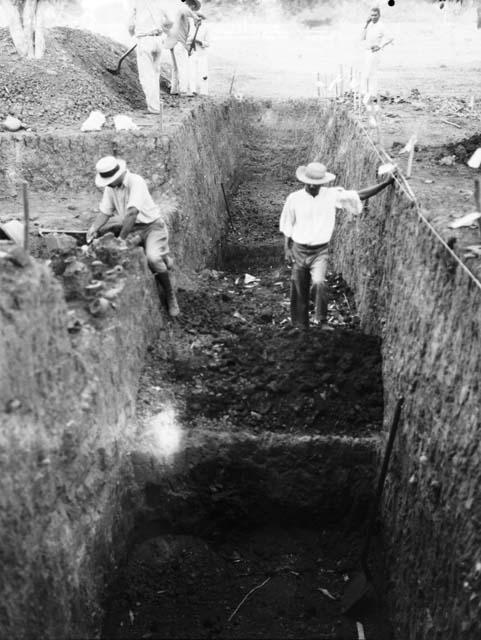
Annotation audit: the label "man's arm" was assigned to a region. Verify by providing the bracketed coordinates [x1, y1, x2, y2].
[358, 177, 394, 202]
[284, 235, 293, 262]
[119, 207, 139, 239]
[87, 212, 111, 244]
[362, 17, 371, 41]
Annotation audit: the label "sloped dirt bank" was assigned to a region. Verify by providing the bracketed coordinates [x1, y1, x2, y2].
[311, 107, 481, 640]
[0, 98, 252, 640]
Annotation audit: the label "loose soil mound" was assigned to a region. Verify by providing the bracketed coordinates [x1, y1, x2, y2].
[0, 27, 146, 127]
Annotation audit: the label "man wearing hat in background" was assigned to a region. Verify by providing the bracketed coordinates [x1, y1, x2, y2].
[87, 156, 180, 318]
[279, 161, 394, 330]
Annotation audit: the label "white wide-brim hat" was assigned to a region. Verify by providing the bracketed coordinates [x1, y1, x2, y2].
[296, 162, 336, 185]
[95, 156, 127, 188]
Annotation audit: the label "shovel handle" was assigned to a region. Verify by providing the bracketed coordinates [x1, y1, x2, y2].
[361, 397, 404, 568]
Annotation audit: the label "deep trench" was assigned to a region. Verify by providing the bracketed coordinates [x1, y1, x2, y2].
[99, 104, 392, 640]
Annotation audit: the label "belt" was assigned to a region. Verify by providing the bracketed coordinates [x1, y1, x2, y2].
[137, 29, 163, 38]
[294, 242, 329, 251]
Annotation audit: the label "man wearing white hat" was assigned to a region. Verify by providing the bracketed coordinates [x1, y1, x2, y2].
[87, 156, 180, 317]
[279, 161, 393, 330]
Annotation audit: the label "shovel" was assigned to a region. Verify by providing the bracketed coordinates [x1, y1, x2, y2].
[107, 43, 138, 75]
[341, 397, 404, 614]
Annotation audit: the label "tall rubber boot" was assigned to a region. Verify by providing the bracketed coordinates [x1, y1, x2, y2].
[155, 272, 180, 317]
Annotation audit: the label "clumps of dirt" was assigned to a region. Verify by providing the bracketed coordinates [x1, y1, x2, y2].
[0, 27, 148, 128]
[102, 527, 392, 640]
[140, 265, 383, 437]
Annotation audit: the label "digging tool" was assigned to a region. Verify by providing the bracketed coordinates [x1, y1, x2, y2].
[341, 397, 404, 614]
[106, 43, 138, 75]
[188, 22, 201, 57]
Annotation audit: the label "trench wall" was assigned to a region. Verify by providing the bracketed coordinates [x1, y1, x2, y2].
[0, 99, 250, 269]
[0, 100, 251, 640]
[312, 108, 481, 639]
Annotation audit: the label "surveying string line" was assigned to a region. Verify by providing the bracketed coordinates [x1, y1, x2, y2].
[356, 115, 481, 292]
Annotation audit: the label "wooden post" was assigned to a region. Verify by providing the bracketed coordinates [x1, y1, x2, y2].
[317, 72, 321, 101]
[159, 101, 163, 134]
[406, 136, 416, 179]
[474, 176, 481, 235]
[339, 64, 344, 97]
[22, 182, 29, 253]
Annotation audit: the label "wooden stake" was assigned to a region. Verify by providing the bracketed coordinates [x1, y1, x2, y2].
[317, 72, 321, 101]
[473, 177, 481, 236]
[406, 137, 416, 179]
[339, 65, 344, 97]
[22, 182, 29, 253]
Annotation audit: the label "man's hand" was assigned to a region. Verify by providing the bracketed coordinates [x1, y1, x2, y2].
[371, 45, 380, 52]
[86, 226, 97, 244]
[284, 248, 293, 264]
[365, 17, 372, 27]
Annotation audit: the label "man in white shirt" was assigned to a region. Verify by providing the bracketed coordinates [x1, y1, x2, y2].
[279, 161, 393, 330]
[360, 6, 393, 102]
[186, 0, 210, 96]
[87, 156, 180, 318]
[128, 0, 203, 111]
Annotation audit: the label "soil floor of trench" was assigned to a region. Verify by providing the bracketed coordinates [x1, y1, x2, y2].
[101, 111, 392, 640]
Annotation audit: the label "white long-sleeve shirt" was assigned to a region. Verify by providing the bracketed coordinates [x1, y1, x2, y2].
[363, 20, 390, 50]
[128, 0, 197, 45]
[279, 187, 361, 245]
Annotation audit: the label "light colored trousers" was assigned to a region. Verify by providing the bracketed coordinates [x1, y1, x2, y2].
[290, 242, 329, 328]
[188, 48, 209, 95]
[136, 35, 164, 112]
[136, 38, 190, 110]
[361, 49, 381, 98]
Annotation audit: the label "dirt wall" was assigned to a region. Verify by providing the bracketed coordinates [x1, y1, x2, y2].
[0, 99, 250, 270]
[311, 108, 481, 639]
[0, 99, 251, 640]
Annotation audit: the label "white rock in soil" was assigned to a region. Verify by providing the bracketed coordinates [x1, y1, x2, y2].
[81, 110, 106, 132]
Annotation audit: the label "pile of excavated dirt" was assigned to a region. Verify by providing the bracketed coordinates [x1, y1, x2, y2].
[0, 27, 171, 128]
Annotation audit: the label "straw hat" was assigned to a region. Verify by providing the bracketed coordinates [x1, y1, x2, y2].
[296, 162, 336, 185]
[95, 156, 127, 188]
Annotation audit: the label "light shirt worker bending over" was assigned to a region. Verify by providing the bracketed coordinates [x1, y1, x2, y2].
[280, 161, 393, 330]
[87, 156, 180, 318]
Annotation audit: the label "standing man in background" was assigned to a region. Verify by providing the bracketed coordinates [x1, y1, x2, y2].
[187, 0, 210, 96]
[360, 6, 393, 103]
[128, 0, 203, 111]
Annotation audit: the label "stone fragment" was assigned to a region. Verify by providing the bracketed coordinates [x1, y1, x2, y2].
[7, 246, 31, 267]
[44, 233, 77, 253]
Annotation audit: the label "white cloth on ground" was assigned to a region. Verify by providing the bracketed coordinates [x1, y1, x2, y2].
[279, 187, 362, 245]
[99, 171, 163, 225]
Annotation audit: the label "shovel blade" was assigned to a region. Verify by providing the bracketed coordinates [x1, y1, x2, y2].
[341, 571, 372, 614]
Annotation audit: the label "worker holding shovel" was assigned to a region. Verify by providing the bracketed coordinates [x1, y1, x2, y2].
[87, 156, 180, 318]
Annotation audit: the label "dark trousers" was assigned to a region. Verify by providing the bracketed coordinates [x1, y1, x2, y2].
[290, 242, 329, 328]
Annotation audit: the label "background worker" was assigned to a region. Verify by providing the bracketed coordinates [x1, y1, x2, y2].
[186, 0, 210, 96]
[87, 156, 180, 318]
[360, 6, 393, 103]
[280, 161, 394, 331]
[128, 0, 172, 113]
[128, 0, 203, 110]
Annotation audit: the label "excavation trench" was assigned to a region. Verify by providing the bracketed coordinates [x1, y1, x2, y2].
[1, 98, 480, 640]
[98, 102, 390, 640]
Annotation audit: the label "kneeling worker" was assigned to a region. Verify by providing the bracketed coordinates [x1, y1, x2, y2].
[280, 161, 394, 330]
[87, 156, 180, 318]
